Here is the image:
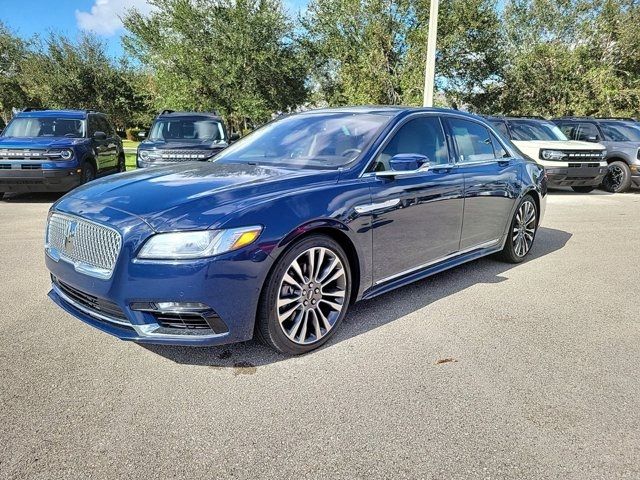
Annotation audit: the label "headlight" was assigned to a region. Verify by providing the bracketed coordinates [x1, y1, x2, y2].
[138, 226, 263, 260]
[540, 149, 566, 161]
[139, 150, 150, 161]
[60, 149, 73, 160]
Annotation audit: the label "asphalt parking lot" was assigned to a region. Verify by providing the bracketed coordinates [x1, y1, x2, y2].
[1, 189, 639, 479]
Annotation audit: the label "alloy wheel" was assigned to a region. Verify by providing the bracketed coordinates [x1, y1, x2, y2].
[604, 164, 624, 191]
[277, 246, 347, 345]
[513, 200, 536, 257]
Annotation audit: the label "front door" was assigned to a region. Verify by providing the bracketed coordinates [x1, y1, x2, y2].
[363, 115, 465, 283]
[444, 117, 521, 249]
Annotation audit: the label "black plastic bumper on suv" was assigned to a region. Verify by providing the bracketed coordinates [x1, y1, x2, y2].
[0, 166, 82, 192]
[631, 164, 640, 187]
[545, 164, 608, 187]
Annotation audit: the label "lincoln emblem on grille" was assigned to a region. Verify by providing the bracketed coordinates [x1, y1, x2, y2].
[64, 221, 78, 253]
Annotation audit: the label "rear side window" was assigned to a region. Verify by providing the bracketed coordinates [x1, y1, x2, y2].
[574, 123, 600, 142]
[491, 133, 509, 158]
[488, 120, 510, 138]
[556, 122, 578, 140]
[372, 116, 449, 171]
[448, 118, 495, 163]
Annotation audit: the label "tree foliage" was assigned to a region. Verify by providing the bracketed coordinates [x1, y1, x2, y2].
[123, 0, 308, 131]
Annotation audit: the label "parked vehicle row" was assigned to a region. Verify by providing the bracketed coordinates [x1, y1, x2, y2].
[43, 107, 546, 354]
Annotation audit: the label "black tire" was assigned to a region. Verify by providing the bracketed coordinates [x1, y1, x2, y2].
[602, 161, 632, 193]
[81, 162, 96, 184]
[255, 234, 352, 355]
[117, 154, 126, 173]
[499, 194, 538, 264]
[571, 186, 596, 193]
[0, 192, 4, 200]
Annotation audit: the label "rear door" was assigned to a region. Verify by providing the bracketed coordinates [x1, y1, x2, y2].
[444, 116, 521, 250]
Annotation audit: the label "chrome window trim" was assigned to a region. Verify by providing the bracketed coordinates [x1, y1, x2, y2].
[374, 238, 501, 286]
[358, 111, 519, 178]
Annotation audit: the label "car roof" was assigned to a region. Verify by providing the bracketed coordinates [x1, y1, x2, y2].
[482, 116, 550, 123]
[15, 109, 101, 119]
[157, 111, 222, 120]
[298, 106, 484, 120]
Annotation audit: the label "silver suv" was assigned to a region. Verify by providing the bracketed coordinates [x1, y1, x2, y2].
[553, 117, 640, 193]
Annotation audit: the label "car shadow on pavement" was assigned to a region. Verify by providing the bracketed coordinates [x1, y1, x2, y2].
[0, 192, 64, 203]
[140, 226, 572, 369]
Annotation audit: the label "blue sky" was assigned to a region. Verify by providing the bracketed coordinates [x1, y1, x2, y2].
[0, 0, 310, 58]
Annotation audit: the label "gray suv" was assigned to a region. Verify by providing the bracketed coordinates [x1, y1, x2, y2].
[553, 117, 640, 192]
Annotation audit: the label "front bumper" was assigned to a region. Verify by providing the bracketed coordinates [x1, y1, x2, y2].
[0, 167, 81, 192]
[45, 224, 274, 346]
[545, 164, 608, 187]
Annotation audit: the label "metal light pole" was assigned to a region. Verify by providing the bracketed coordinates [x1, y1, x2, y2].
[422, 0, 439, 107]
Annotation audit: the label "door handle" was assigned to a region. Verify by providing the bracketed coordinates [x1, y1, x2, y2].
[498, 159, 512, 167]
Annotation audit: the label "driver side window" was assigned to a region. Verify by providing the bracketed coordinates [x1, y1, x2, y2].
[372, 117, 449, 172]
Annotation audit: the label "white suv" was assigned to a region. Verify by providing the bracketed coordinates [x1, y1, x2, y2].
[485, 116, 608, 193]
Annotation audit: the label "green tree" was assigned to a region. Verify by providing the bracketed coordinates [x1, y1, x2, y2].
[301, 0, 413, 105]
[123, 0, 309, 131]
[0, 22, 32, 124]
[401, 0, 505, 109]
[19, 33, 150, 129]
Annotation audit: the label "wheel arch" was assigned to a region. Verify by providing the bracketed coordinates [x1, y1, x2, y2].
[268, 220, 362, 306]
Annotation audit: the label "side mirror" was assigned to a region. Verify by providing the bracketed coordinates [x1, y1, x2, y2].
[229, 132, 240, 142]
[93, 131, 107, 141]
[137, 131, 147, 139]
[585, 135, 599, 143]
[377, 153, 431, 178]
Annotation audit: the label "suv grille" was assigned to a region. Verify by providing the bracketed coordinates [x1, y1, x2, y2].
[154, 149, 215, 162]
[46, 213, 122, 279]
[0, 148, 71, 161]
[562, 150, 604, 162]
[52, 275, 129, 324]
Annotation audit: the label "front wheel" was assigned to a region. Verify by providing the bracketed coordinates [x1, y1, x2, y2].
[81, 162, 96, 184]
[256, 235, 351, 355]
[571, 186, 596, 193]
[602, 161, 632, 193]
[499, 195, 537, 264]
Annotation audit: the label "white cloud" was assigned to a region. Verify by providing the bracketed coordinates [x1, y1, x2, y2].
[76, 0, 153, 36]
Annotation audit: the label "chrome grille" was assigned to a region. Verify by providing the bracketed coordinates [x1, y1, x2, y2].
[154, 149, 215, 162]
[46, 213, 122, 279]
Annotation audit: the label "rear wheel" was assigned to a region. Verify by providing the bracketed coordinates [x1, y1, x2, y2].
[499, 195, 537, 264]
[571, 186, 596, 193]
[256, 235, 351, 355]
[602, 161, 632, 193]
[117, 154, 126, 173]
[81, 162, 96, 184]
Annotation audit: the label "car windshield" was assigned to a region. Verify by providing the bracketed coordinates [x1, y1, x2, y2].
[508, 120, 568, 141]
[599, 121, 640, 142]
[213, 112, 391, 169]
[2, 117, 85, 138]
[149, 117, 225, 142]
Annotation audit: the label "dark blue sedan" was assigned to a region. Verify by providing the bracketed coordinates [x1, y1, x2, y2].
[45, 107, 547, 354]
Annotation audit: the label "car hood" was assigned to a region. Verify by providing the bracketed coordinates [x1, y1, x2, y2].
[0, 137, 86, 149]
[139, 139, 227, 150]
[54, 162, 340, 231]
[512, 140, 605, 150]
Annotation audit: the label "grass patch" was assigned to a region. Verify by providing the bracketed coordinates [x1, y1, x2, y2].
[125, 153, 137, 170]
